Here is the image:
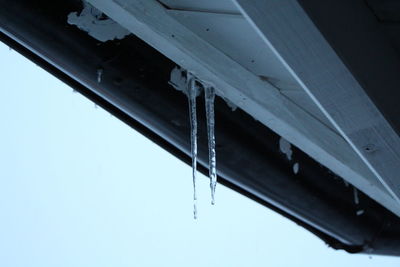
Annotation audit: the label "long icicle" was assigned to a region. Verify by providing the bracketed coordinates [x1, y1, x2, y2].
[205, 85, 217, 205]
[187, 76, 198, 219]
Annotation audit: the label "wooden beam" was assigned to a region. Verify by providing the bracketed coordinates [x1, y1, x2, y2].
[87, 0, 400, 215]
[234, 0, 400, 204]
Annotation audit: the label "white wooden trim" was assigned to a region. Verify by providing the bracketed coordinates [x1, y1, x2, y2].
[234, 0, 400, 204]
[87, 0, 400, 215]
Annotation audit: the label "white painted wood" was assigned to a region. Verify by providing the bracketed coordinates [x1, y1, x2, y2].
[167, 10, 295, 82]
[159, 0, 239, 14]
[87, 0, 400, 216]
[233, 0, 400, 205]
[168, 10, 335, 128]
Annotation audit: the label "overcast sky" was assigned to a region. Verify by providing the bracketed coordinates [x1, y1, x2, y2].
[0, 42, 399, 267]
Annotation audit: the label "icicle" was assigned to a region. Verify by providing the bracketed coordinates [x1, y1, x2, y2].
[170, 67, 219, 213]
[187, 75, 198, 219]
[279, 137, 293, 161]
[205, 85, 217, 205]
[293, 163, 299, 174]
[97, 68, 103, 83]
[356, 209, 364, 216]
[353, 187, 359, 205]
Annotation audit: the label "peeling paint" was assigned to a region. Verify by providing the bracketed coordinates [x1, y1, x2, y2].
[293, 162, 299, 174]
[169, 66, 188, 93]
[279, 137, 293, 161]
[68, 2, 130, 42]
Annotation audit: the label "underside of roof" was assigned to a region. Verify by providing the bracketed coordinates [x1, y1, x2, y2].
[1, 0, 400, 256]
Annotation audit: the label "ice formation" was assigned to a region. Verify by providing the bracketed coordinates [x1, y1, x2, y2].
[68, 1, 130, 42]
[204, 85, 217, 205]
[169, 66, 219, 216]
[187, 75, 199, 219]
[279, 137, 293, 161]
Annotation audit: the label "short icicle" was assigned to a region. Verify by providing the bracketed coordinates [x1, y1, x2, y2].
[187, 75, 198, 219]
[353, 186, 360, 205]
[205, 85, 217, 205]
[97, 68, 103, 83]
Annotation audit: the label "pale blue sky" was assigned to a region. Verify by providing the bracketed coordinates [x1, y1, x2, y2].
[0, 42, 399, 267]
